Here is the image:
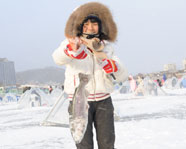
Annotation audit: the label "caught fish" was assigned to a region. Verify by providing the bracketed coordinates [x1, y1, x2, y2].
[69, 73, 90, 144]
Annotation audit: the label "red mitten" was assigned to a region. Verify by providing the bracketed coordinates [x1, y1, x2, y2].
[101, 59, 118, 73]
[64, 44, 87, 59]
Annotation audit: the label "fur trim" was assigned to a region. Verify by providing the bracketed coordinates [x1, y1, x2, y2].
[65, 2, 117, 42]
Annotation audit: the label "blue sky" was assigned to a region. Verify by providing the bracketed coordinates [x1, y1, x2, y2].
[1, 0, 186, 74]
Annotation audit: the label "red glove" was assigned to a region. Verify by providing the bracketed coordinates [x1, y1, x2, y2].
[64, 44, 87, 59]
[101, 59, 118, 73]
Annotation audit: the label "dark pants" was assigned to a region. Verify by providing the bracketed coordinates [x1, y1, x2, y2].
[69, 97, 115, 149]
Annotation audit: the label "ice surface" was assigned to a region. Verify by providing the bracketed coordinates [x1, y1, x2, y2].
[0, 88, 186, 149]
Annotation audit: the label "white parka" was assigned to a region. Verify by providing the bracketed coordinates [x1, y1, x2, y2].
[52, 39, 128, 101]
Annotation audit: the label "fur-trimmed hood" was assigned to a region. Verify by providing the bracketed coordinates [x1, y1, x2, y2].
[65, 2, 117, 42]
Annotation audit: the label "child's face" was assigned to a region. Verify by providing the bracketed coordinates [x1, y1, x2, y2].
[83, 19, 99, 35]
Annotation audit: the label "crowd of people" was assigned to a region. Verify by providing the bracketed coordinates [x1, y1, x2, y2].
[127, 73, 186, 96]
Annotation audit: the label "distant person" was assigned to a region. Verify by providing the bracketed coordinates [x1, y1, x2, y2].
[147, 79, 158, 96]
[163, 74, 167, 82]
[61, 85, 64, 91]
[171, 78, 177, 87]
[181, 78, 186, 88]
[135, 76, 145, 96]
[49, 86, 53, 94]
[157, 79, 162, 87]
[128, 75, 137, 93]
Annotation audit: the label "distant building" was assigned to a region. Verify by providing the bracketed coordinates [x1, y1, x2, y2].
[183, 59, 186, 70]
[0, 58, 16, 87]
[163, 64, 176, 72]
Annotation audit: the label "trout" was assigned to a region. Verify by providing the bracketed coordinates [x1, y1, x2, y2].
[69, 73, 90, 144]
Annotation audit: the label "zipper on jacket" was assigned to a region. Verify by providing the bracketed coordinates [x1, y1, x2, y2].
[89, 50, 96, 100]
[92, 54, 96, 100]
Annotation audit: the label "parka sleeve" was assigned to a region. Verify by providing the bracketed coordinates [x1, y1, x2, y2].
[104, 44, 128, 83]
[112, 55, 128, 82]
[52, 39, 73, 65]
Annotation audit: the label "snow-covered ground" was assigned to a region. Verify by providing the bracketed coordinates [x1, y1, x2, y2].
[1, 90, 186, 149]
